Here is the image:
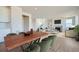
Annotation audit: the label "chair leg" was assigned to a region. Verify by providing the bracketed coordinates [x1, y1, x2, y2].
[20, 45, 25, 52]
[20, 43, 31, 52]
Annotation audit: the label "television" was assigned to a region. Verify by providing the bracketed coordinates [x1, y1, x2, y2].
[54, 20, 61, 24]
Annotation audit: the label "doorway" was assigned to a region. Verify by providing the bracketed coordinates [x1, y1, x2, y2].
[22, 15, 29, 32]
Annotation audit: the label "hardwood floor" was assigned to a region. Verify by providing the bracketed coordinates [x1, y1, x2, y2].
[49, 32, 79, 52]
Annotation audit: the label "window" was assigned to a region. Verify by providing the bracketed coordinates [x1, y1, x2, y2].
[66, 19, 72, 27]
[65, 16, 75, 28]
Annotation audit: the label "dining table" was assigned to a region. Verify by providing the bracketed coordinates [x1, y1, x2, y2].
[4, 31, 49, 51]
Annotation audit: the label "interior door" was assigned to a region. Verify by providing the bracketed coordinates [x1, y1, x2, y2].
[23, 16, 29, 32]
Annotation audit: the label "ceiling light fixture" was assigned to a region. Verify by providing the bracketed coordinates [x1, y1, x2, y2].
[35, 8, 38, 10]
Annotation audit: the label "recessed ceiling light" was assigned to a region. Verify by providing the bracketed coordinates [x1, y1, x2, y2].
[34, 8, 38, 10]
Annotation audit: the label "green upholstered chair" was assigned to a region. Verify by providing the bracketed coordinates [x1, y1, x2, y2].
[19, 32, 25, 37]
[38, 35, 56, 52]
[24, 44, 40, 52]
[21, 43, 30, 51]
[23, 35, 56, 52]
[38, 38, 52, 52]
[48, 35, 56, 46]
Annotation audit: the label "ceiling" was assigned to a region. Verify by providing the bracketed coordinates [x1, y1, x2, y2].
[20, 6, 79, 19]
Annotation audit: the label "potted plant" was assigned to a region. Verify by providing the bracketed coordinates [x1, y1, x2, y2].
[74, 25, 79, 41]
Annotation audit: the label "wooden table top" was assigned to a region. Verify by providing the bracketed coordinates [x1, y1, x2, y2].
[4, 32, 48, 50]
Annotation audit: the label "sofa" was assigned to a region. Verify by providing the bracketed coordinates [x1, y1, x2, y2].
[65, 30, 76, 38]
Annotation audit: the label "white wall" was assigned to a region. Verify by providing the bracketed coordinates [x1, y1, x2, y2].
[11, 7, 24, 33]
[33, 18, 47, 30]
[28, 15, 32, 31]
[32, 19, 36, 30]
[75, 16, 79, 25]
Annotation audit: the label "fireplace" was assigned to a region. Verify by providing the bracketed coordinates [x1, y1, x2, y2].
[55, 27, 62, 32]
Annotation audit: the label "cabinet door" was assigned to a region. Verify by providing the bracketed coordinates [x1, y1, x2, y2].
[0, 7, 10, 22]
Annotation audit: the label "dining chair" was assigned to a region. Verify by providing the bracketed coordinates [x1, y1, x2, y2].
[24, 44, 40, 52]
[38, 38, 52, 52]
[7, 33, 17, 36]
[48, 35, 56, 46]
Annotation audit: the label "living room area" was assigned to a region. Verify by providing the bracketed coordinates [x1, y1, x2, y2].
[0, 6, 79, 52]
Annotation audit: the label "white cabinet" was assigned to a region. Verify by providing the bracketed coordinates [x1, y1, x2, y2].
[0, 7, 10, 22]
